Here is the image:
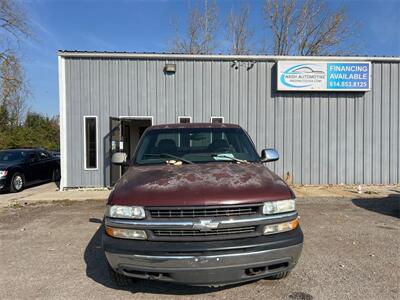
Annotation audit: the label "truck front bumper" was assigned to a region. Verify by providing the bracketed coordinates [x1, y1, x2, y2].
[103, 227, 303, 286]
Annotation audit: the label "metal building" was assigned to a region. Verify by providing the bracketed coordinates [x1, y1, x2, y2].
[58, 51, 400, 190]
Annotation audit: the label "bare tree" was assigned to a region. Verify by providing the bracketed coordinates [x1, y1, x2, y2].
[225, 4, 254, 55]
[170, 0, 219, 54]
[0, 0, 31, 127]
[264, 0, 354, 56]
[0, 0, 29, 37]
[0, 53, 29, 126]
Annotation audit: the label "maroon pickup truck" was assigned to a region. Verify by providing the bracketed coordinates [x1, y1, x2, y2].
[103, 123, 303, 286]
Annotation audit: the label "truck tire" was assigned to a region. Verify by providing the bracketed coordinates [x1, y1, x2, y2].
[10, 172, 25, 193]
[108, 265, 132, 287]
[268, 271, 291, 280]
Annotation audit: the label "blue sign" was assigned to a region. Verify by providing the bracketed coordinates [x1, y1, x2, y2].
[327, 63, 370, 90]
[277, 61, 371, 91]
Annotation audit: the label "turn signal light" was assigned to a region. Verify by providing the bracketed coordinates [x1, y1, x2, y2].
[263, 218, 299, 235]
[106, 226, 147, 240]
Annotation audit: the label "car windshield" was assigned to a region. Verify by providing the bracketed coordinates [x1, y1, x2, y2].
[0, 151, 27, 162]
[134, 127, 260, 165]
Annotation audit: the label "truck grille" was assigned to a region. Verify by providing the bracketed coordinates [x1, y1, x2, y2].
[153, 226, 256, 237]
[149, 204, 260, 218]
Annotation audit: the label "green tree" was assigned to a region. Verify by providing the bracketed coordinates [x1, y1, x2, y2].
[0, 104, 10, 148]
[23, 112, 60, 150]
[0, 112, 59, 150]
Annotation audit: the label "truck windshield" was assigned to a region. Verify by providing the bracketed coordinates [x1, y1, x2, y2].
[134, 128, 260, 165]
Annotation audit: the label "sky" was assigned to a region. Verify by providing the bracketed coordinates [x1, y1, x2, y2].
[21, 0, 400, 117]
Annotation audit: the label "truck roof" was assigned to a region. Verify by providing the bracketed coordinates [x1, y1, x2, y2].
[148, 123, 241, 130]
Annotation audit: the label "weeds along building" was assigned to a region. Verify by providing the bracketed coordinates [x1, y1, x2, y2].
[58, 51, 400, 189]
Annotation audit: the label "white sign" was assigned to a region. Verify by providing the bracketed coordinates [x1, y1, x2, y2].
[277, 61, 371, 91]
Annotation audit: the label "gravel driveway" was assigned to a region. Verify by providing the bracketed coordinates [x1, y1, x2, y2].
[0, 196, 399, 300]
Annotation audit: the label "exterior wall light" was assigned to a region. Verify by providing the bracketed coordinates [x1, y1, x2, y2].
[164, 63, 176, 74]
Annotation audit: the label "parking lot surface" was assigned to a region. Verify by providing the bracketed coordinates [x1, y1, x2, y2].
[0, 182, 59, 203]
[0, 195, 399, 300]
[0, 182, 109, 208]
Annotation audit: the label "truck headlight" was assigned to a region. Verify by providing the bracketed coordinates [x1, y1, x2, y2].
[0, 170, 8, 178]
[106, 226, 147, 240]
[105, 205, 145, 219]
[263, 218, 299, 235]
[263, 199, 296, 215]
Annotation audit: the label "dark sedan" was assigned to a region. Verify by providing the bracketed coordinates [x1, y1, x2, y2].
[0, 148, 60, 193]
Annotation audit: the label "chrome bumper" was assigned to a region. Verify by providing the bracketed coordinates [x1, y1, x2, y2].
[105, 243, 303, 285]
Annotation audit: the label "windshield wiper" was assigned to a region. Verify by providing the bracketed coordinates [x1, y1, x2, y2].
[210, 154, 249, 164]
[143, 153, 193, 164]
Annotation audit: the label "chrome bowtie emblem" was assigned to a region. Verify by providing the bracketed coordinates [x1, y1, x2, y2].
[192, 220, 220, 232]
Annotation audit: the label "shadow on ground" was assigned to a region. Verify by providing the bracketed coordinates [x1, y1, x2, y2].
[352, 194, 400, 218]
[84, 221, 248, 295]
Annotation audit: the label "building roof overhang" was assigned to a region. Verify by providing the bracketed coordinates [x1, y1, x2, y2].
[57, 50, 400, 62]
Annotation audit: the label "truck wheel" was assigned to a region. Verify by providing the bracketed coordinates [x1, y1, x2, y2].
[268, 271, 291, 280]
[10, 173, 25, 193]
[108, 265, 132, 287]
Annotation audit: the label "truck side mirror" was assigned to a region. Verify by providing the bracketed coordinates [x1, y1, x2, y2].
[112, 152, 128, 165]
[261, 149, 279, 163]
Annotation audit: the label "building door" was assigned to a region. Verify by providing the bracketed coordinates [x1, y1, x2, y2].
[109, 117, 152, 186]
[110, 117, 122, 186]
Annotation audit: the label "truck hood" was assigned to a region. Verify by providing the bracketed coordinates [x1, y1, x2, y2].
[110, 163, 293, 206]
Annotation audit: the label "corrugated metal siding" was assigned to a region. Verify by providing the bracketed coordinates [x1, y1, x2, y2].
[63, 58, 400, 187]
